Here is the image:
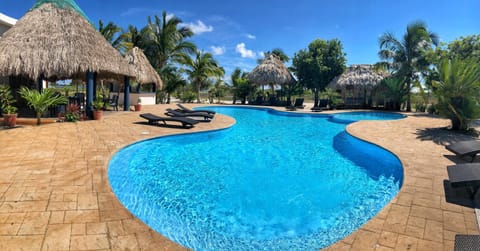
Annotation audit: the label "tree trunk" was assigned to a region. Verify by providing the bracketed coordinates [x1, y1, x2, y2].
[196, 83, 201, 103]
[314, 88, 319, 107]
[36, 112, 41, 125]
[406, 78, 412, 112]
[167, 93, 171, 104]
[232, 94, 236, 104]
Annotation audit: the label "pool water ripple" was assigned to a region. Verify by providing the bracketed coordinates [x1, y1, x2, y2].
[109, 107, 404, 250]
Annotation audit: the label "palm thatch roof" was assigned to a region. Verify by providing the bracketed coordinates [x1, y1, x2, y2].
[0, 1, 133, 81]
[248, 54, 294, 86]
[124, 47, 163, 88]
[328, 64, 388, 90]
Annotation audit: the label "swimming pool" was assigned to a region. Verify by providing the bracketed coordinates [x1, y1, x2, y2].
[109, 107, 404, 250]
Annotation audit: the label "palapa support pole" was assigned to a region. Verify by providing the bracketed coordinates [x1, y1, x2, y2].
[86, 71, 94, 119]
[123, 76, 130, 111]
[37, 74, 44, 93]
[93, 72, 97, 99]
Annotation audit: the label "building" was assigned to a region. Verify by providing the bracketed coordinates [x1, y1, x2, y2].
[0, 13, 17, 37]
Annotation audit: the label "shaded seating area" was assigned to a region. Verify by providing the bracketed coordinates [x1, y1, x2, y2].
[165, 108, 214, 121]
[140, 113, 198, 128]
[446, 140, 480, 162]
[176, 103, 215, 115]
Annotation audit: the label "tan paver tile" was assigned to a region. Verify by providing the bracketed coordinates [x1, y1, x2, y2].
[410, 205, 443, 222]
[18, 212, 50, 235]
[71, 223, 86, 235]
[86, 222, 107, 235]
[378, 231, 398, 248]
[42, 224, 71, 251]
[417, 239, 443, 250]
[424, 219, 443, 242]
[64, 210, 100, 223]
[0, 223, 21, 235]
[443, 211, 467, 233]
[351, 230, 380, 251]
[49, 211, 65, 224]
[70, 234, 110, 250]
[0, 236, 43, 251]
[110, 234, 140, 251]
[394, 235, 418, 251]
[107, 220, 126, 236]
[0, 201, 48, 213]
[77, 193, 98, 210]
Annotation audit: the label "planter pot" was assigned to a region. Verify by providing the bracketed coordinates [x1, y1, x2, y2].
[134, 104, 142, 111]
[3, 114, 17, 127]
[93, 110, 103, 120]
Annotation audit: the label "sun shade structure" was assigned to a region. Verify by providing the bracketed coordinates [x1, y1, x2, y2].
[0, 0, 133, 81]
[328, 64, 387, 90]
[248, 54, 294, 93]
[124, 47, 163, 88]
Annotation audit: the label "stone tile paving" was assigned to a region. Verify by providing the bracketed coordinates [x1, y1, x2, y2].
[0, 105, 477, 250]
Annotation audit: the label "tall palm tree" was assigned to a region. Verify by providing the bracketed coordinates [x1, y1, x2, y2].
[160, 65, 187, 104]
[378, 21, 438, 111]
[230, 68, 243, 104]
[143, 11, 196, 71]
[122, 25, 149, 52]
[179, 50, 225, 103]
[98, 20, 127, 53]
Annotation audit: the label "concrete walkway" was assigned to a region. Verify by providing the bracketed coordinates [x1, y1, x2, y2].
[0, 104, 478, 250]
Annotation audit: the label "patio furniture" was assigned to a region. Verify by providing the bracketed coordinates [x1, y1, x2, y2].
[139, 113, 198, 128]
[311, 99, 329, 112]
[446, 140, 480, 162]
[109, 95, 119, 111]
[165, 108, 214, 121]
[177, 103, 216, 115]
[454, 234, 480, 251]
[447, 163, 480, 198]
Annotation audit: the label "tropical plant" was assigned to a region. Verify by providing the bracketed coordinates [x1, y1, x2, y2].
[320, 88, 342, 107]
[292, 38, 346, 107]
[378, 21, 439, 111]
[159, 65, 187, 104]
[432, 58, 480, 131]
[65, 103, 81, 122]
[92, 96, 104, 111]
[257, 48, 290, 64]
[230, 68, 247, 104]
[179, 50, 225, 103]
[143, 11, 196, 71]
[122, 25, 148, 52]
[98, 20, 127, 53]
[0, 85, 17, 114]
[376, 77, 409, 111]
[18, 87, 67, 125]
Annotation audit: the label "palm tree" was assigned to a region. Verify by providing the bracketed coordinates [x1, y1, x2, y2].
[98, 20, 127, 53]
[433, 58, 480, 131]
[378, 21, 438, 111]
[122, 25, 149, 52]
[230, 68, 243, 104]
[257, 48, 289, 64]
[143, 11, 196, 71]
[179, 50, 225, 103]
[160, 65, 187, 104]
[19, 87, 67, 125]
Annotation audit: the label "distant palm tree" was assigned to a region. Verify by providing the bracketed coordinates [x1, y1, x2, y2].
[378, 21, 438, 111]
[179, 50, 224, 103]
[257, 48, 289, 64]
[98, 20, 127, 53]
[143, 11, 196, 71]
[122, 25, 149, 52]
[160, 65, 187, 104]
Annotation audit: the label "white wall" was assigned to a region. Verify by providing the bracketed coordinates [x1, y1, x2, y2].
[113, 93, 156, 105]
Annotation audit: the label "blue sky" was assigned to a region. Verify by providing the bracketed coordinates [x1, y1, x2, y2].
[2, 0, 479, 80]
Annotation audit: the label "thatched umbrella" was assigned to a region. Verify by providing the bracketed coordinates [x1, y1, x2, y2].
[328, 64, 387, 90]
[124, 47, 163, 88]
[327, 64, 388, 106]
[0, 0, 133, 81]
[248, 54, 294, 96]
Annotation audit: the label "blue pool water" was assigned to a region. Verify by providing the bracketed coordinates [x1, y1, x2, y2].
[108, 107, 404, 250]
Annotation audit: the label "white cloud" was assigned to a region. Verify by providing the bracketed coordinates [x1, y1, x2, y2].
[211, 46, 226, 55]
[166, 13, 175, 21]
[235, 43, 256, 58]
[181, 20, 213, 34]
[246, 34, 256, 39]
[258, 51, 265, 58]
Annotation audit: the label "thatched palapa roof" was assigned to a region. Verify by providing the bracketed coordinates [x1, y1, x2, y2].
[328, 64, 388, 90]
[248, 54, 294, 86]
[125, 47, 163, 88]
[0, 0, 133, 81]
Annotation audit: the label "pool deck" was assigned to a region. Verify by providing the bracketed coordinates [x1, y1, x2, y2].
[0, 104, 478, 250]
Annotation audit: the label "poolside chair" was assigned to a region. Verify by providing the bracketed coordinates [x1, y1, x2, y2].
[139, 113, 199, 128]
[454, 234, 480, 251]
[293, 98, 305, 109]
[311, 99, 329, 112]
[165, 108, 214, 121]
[447, 163, 480, 198]
[109, 95, 119, 111]
[176, 103, 216, 115]
[445, 140, 480, 162]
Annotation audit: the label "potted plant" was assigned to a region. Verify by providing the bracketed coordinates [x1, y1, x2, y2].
[0, 85, 18, 127]
[19, 87, 67, 125]
[134, 98, 142, 111]
[92, 97, 104, 120]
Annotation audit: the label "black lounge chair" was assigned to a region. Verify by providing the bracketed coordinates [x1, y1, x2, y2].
[165, 108, 214, 121]
[454, 234, 480, 251]
[311, 99, 329, 112]
[446, 140, 480, 162]
[139, 113, 198, 128]
[447, 163, 480, 198]
[286, 98, 305, 111]
[176, 103, 216, 115]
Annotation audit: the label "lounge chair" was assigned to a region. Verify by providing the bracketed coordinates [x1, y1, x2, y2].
[176, 104, 216, 115]
[165, 108, 214, 121]
[445, 140, 480, 162]
[139, 113, 198, 128]
[109, 95, 119, 111]
[454, 234, 480, 251]
[311, 99, 329, 112]
[285, 98, 304, 111]
[447, 163, 480, 198]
